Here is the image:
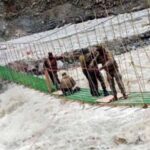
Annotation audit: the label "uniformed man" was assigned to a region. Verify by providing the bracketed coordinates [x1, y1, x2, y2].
[79, 48, 100, 96]
[90, 45, 128, 100]
[88, 47, 109, 96]
[43, 52, 63, 89]
[60, 72, 80, 95]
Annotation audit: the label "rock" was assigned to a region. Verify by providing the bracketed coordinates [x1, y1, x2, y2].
[0, 0, 148, 39]
[0, 20, 7, 37]
[0, 1, 5, 14]
[143, 104, 148, 109]
[0, 80, 9, 94]
[6, 59, 44, 75]
[114, 137, 128, 145]
[0, 83, 2, 90]
[0, 108, 5, 118]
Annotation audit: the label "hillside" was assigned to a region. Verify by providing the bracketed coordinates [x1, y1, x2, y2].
[0, 0, 148, 40]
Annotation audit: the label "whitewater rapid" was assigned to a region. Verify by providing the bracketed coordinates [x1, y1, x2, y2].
[0, 84, 150, 150]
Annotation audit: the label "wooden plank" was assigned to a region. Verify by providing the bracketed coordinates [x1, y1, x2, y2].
[53, 90, 63, 96]
[44, 70, 52, 93]
[96, 93, 123, 103]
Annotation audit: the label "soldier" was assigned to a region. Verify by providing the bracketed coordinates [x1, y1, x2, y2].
[79, 48, 100, 96]
[43, 52, 63, 89]
[88, 47, 109, 96]
[90, 45, 128, 100]
[60, 72, 80, 95]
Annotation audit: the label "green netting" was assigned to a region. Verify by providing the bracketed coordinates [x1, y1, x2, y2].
[66, 89, 150, 105]
[0, 66, 150, 105]
[0, 66, 56, 93]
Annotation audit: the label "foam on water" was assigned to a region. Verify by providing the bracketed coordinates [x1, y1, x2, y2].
[0, 84, 150, 150]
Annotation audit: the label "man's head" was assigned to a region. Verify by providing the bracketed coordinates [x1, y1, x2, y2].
[62, 72, 67, 77]
[88, 46, 97, 54]
[94, 45, 105, 53]
[81, 48, 89, 55]
[48, 52, 53, 59]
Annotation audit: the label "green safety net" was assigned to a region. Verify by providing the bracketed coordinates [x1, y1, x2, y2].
[0, 66, 56, 93]
[0, 66, 150, 105]
[66, 88, 150, 105]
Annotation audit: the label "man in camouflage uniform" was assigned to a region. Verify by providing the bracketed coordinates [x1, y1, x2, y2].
[43, 52, 63, 89]
[90, 45, 127, 100]
[89, 47, 109, 96]
[79, 48, 108, 96]
[60, 72, 80, 95]
[79, 48, 100, 96]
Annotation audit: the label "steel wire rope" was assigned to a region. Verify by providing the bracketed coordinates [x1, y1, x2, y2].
[93, 11, 111, 92]
[110, 13, 132, 95]
[92, 12, 111, 94]
[100, 4, 128, 101]
[122, 0, 150, 90]
[109, 17, 124, 75]
[73, 18, 99, 99]
[5, 24, 72, 45]
[28, 42, 41, 89]
[115, 15, 131, 93]
[119, 0, 145, 103]
[61, 18, 87, 101]
[6, 43, 17, 82]
[3, 16, 117, 45]
[47, 37, 63, 91]
[63, 19, 82, 85]
[128, 11, 146, 90]
[0, 44, 12, 81]
[73, 18, 91, 100]
[77, 16, 101, 96]
[32, 43, 46, 91]
[55, 31, 74, 95]
[38, 40, 55, 92]
[15, 43, 28, 85]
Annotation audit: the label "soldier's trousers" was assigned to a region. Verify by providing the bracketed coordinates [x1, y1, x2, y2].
[107, 69, 126, 96]
[48, 71, 60, 89]
[95, 70, 107, 91]
[82, 69, 99, 96]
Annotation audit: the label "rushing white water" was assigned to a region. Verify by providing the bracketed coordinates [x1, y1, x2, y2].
[0, 84, 150, 150]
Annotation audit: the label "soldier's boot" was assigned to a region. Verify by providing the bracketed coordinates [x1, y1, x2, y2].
[123, 93, 128, 99]
[113, 94, 118, 101]
[103, 89, 109, 97]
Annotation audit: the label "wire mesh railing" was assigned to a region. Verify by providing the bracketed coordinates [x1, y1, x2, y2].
[0, 5, 150, 104]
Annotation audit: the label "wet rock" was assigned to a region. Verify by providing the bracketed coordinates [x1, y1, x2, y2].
[0, 1, 5, 14]
[0, 80, 9, 94]
[0, 83, 2, 91]
[134, 136, 143, 144]
[114, 137, 128, 145]
[12, 15, 58, 34]
[0, 20, 7, 37]
[6, 59, 44, 75]
[7, 61, 28, 72]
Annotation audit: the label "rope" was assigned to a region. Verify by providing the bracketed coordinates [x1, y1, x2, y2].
[115, 14, 134, 93]
[121, 0, 150, 90]
[134, 64, 150, 69]
[0, 1, 149, 103]
[56, 31, 75, 94]
[100, 4, 128, 98]
[119, 0, 145, 103]
[74, 22, 97, 98]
